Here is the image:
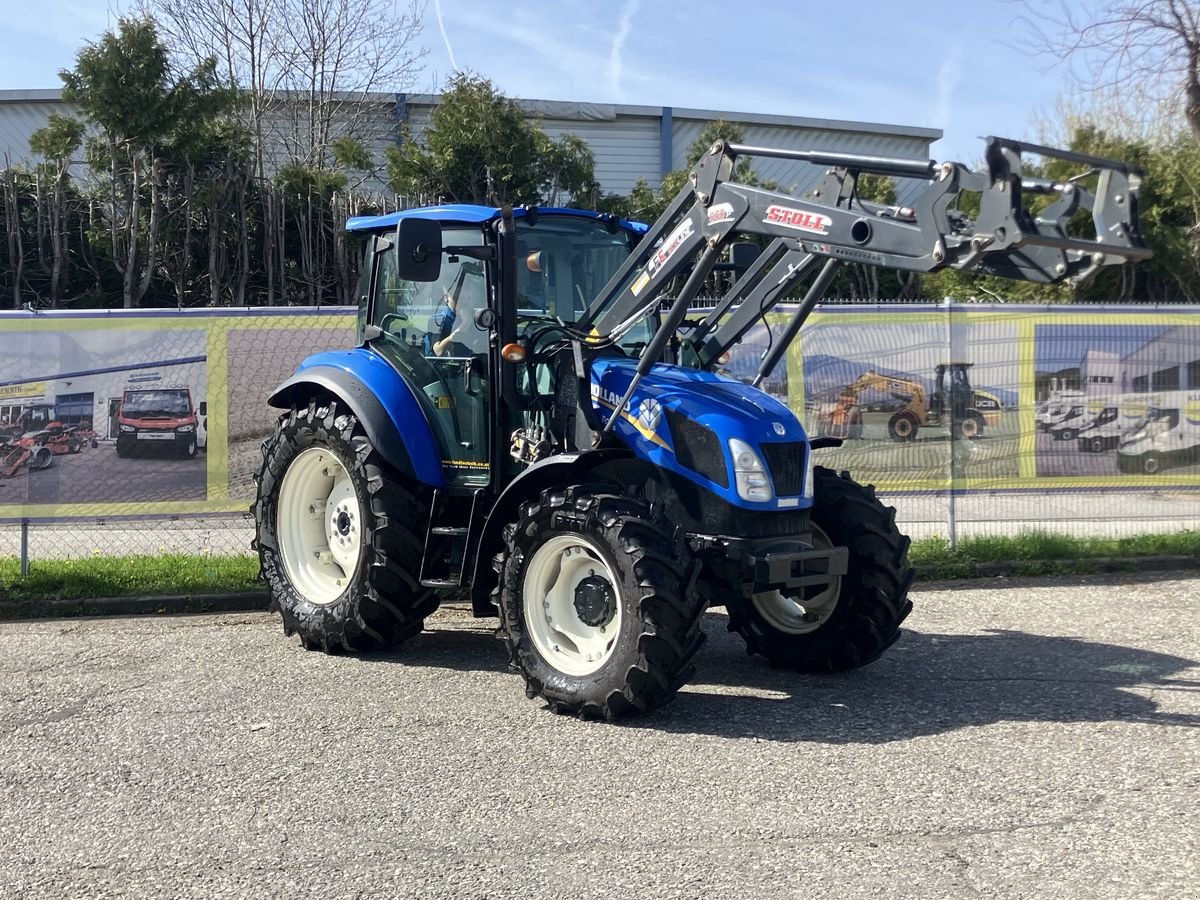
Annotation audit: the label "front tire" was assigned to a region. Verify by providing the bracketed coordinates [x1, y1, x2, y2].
[954, 414, 984, 441]
[253, 400, 437, 653]
[725, 467, 914, 672]
[888, 412, 919, 442]
[495, 484, 704, 719]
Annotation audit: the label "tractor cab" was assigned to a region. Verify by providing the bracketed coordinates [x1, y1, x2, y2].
[348, 206, 647, 489]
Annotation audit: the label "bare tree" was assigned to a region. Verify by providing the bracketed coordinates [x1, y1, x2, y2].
[275, 0, 426, 167]
[3, 161, 26, 309]
[145, 0, 425, 304]
[1013, 1, 1200, 145]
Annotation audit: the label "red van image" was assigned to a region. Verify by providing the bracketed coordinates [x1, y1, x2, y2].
[115, 386, 205, 458]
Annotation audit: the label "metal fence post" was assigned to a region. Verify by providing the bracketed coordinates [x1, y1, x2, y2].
[20, 518, 30, 578]
[943, 299, 958, 550]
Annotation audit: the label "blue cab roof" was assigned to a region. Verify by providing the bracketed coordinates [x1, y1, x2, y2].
[345, 204, 648, 235]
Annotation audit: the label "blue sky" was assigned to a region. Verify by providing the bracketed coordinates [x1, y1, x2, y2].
[1, 0, 1085, 163]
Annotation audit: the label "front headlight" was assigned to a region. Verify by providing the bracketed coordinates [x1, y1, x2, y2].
[729, 438, 773, 502]
[176, 424, 195, 433]
[119, 424, 135, 433]
[803, 445, 814, 499]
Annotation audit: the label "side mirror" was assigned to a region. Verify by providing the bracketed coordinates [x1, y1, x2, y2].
[396, 218, 443, 282]
[198, 401, 207, 416]
[729, 242, 761, 277]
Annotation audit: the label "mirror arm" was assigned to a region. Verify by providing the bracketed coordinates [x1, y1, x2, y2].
[444, 245, 495, 261]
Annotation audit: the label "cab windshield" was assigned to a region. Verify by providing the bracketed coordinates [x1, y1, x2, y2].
[515, 215, 644, 341]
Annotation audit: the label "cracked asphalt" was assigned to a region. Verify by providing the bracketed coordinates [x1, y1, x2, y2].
[1, 575, 1197, 899]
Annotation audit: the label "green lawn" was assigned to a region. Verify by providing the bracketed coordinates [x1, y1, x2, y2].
[0, 554, 261, 603]
[910, 529, 1200, 579]
[1, 529, 1196, 604]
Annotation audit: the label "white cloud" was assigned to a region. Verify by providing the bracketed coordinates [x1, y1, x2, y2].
[607, 0, 639, 99]
[934, 46, 964, 133]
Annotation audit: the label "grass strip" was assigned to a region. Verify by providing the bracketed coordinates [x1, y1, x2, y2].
[910, 529, 1200, 580]
[1, 529, 1197, 603]
[0, 554, 261, 603]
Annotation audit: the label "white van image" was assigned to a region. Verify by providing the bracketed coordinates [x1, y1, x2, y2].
[1047, 401, 1091, 441]
[1075, 394, 1133, 453]
[1116, 391, 1200, 474]
[1036, 390, 1086, 432]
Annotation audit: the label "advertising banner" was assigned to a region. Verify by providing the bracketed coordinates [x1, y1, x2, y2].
[0, 308, 354, 523]
[790, 306, 1200, 492]
[1, 303, 1197, 524]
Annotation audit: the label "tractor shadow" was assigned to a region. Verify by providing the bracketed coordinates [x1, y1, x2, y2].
[633, 611, 1200, 743]
[360, 609, 1200, 744]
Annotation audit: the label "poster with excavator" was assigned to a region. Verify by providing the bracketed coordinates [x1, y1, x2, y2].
[791, 306, 1020, 492]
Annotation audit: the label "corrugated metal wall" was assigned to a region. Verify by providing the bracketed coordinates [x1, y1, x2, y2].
[672, 115, 936, 206]
[0, 93, 89, 176]
[0, 91, 938, 203]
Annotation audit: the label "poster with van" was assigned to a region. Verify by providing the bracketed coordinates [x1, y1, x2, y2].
[1033, 324, 1200, 478]
[0, 321, 208, 510]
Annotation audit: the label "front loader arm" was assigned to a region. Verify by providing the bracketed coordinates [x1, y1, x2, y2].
[577, 135, 1149, 433]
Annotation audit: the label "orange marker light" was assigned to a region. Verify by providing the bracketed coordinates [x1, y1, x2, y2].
[501, 342, 527, 363]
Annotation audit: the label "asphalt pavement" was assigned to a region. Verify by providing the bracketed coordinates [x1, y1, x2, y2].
[0, 576, 1197, 899]
[0, 441, 206, 507]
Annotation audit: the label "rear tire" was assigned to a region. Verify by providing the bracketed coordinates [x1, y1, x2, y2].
[725, 466, 914, 672]
[253, 400, 437, 653]
[30, 447, 54, 470]
[495, 484, 704, 719]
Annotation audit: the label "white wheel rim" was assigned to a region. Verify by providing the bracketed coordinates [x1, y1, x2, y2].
[522, 534, 622, 677]
[751, 523, 842, 635]
[277, 446, 362, 605]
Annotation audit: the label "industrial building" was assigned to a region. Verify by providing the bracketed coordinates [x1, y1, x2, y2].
[1122, 325, 1200, 393]
[0, 89, 941, 201]
[0, 356, 207, 441]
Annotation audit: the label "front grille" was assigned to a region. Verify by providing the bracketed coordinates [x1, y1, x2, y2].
[759, 441, 807, 496]
[666, 408, 728, 488]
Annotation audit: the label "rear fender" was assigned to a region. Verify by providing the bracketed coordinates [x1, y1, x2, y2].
[268, 349, 444, 487]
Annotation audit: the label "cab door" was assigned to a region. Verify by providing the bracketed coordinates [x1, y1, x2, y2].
[368, 226, 493, 487]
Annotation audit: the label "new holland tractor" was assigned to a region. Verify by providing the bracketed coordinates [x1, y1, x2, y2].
[253, 136, 1147, 718]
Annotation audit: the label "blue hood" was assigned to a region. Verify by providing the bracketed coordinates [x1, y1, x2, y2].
[590, 358, 810, 509]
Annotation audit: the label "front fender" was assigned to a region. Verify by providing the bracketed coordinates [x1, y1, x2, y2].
[269, 349, 445, 487]
[467, 448, 633, 616]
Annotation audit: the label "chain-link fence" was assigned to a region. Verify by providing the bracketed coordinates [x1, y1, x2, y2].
[2, 302, 1198, 570]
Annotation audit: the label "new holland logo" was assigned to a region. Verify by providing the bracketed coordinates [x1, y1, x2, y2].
[636, 399, 663, 432]
[764, 205, 832, 235]
[590, 384, 624, 408]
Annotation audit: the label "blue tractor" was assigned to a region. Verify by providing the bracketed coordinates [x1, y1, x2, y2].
[254, 137, 1147, 718]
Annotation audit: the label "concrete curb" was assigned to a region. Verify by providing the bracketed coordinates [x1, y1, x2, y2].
[0, 556, 1196, 621]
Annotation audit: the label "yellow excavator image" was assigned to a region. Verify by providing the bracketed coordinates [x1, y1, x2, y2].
[822, 363, 1002, 442]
